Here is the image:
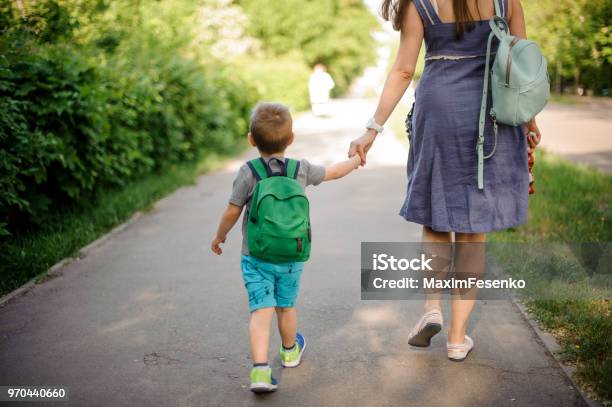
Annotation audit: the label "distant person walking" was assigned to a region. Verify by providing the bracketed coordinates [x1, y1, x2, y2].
[309, 64, 335, 116]
[349, 0, 542, 361]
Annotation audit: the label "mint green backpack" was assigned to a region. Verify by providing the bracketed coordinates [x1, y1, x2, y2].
[476, 0, 550, 189]
[246, 158, 311, 263]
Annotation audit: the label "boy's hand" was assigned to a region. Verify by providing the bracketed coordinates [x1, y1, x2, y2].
[324, 154, 362, 181]
[349, 154, 362, 168]
[211, 237, 226, 255]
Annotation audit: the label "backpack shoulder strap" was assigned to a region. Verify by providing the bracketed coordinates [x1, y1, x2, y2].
[247, 158, 269, 181]
[493, 0, 506, 19]
[285, 158, 300, 180]
[476, 29, 498, 191]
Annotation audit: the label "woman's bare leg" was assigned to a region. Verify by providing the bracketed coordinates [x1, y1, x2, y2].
[421, 226, 452, 313]
[448, 232, 486, 344]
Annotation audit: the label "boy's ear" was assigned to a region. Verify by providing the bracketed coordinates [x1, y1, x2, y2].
[287, 132, 295, 146]
[247, 132, 257, 147]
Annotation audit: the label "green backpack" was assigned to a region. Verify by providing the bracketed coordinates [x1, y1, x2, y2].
[246, 157, 311, 263]
[476, 0, 550, 190]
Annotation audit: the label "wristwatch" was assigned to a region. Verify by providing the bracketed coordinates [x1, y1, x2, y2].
[366, 117, 384, 134]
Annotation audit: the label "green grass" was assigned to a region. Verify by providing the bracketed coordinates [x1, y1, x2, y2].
[548, 93, 584, 105]
[491, 150, 611, 401]
[0, 146, 245, 296]
[548, 93, 612, 106]
[527, 298, 611, 399]
[492, 151, 611, 242]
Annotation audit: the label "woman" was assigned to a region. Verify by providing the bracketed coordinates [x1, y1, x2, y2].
[349, 0, 541, 361]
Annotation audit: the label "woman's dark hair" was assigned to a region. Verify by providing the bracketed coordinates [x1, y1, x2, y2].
[381, 0, 481, 39]
[452, 0, 481, 39]
[380, 0, 411, 31]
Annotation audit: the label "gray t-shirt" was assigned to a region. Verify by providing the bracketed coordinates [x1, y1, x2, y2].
[229, 156, 326, 255]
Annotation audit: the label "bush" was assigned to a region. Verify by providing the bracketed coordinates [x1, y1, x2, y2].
[0, 8, 256, 235]
[0, 0, 377, 237]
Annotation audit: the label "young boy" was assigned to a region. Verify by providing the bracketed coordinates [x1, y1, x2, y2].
[211, 102, 360, 393]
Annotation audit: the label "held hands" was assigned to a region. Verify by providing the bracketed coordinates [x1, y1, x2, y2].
[211, 236, 226, 255]
[348, 129, 377, 165]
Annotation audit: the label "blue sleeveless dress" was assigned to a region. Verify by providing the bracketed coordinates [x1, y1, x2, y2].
[399, 0, 529, 233]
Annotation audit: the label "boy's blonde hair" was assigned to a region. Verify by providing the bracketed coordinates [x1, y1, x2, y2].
[249, 102, 293, 155]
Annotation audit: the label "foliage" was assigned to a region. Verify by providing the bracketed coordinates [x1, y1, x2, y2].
[523, 0, 611, 94]
[239, 0, 378, 96]
[230, 54, 312, 111]
[0, 0, 378, 243]
[0, 0, 256, 236]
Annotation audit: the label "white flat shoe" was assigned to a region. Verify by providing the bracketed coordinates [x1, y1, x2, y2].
[447, 335, 474, 361]
[408, 309, 443, 347]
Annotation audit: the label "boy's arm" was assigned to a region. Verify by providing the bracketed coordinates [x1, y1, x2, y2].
[211, 203, 243, 255]
[323, 155, 361, 181]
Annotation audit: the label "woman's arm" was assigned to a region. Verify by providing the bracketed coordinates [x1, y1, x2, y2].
[373, 3, 423, 127]
[509, 0, 542, 148]
[508, 0, 526, 38]
[348, 2, 424, 164]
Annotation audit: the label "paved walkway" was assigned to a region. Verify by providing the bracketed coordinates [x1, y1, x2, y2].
[0, 98, 585, 407]
[537, 99, 612, 173]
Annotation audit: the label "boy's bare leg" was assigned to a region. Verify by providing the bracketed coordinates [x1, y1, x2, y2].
[249, 307, 275, 364]
[275, 307, 297, 348]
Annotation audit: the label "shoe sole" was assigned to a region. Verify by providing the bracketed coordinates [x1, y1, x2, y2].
[448, 347, 473, 362]
[250, 383, 278, 393]
[408, 323, 442, 347]
[281, 338, 306, 368]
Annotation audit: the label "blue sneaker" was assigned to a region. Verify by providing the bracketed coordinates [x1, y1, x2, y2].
[249, 367, 278, 393]
[280, 332, 306, 368]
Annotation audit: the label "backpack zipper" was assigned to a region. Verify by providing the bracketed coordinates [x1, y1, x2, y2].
[506, 37, 520, 86]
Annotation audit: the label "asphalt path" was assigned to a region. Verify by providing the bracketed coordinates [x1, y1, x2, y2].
[0, 98, 584, 406]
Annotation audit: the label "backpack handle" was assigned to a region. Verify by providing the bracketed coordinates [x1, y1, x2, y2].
[489, 16, 509, 40]
[267, 157, 288, 177]
[247, 158, 300, 181]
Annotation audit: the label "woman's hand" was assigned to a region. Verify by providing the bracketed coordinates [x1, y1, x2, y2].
[525, 118, 542, 151]
[348, 129, 378, 165]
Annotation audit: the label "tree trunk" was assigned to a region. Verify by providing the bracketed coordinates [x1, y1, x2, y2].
[13, 0, 27, 18]
[555, 61, 562, 93]
[574, 66, 581, 95]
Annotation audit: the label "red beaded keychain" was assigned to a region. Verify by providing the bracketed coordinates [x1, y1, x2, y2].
[527, 131, 537, 195]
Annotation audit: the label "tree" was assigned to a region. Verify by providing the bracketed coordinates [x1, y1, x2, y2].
[523, 0, 611, 95]
[239, 0, 378, 94]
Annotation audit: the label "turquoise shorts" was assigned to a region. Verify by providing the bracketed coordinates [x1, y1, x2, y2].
[241, 255, 304, 312]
